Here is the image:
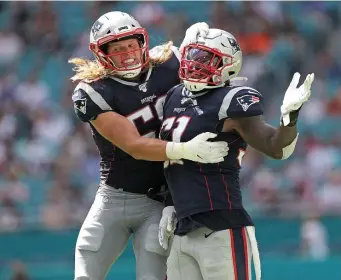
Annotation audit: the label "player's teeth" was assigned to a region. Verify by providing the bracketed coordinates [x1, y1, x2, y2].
[124, 58, 135, 63]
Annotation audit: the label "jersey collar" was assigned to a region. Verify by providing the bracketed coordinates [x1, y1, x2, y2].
[182, 87, 209, 99]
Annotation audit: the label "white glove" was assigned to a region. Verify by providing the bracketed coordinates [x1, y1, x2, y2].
[166, 132, 228, 163]
[179, 22, 209, 54]
[158, 206, 176, 250]
[281, 72, 314, 126]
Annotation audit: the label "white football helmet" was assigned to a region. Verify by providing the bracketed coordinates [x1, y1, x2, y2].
[89, 11, 149, 78]
[179, 28, 243, 92]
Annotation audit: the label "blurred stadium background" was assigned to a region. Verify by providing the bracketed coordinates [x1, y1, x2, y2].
[0, 1, 340, 279]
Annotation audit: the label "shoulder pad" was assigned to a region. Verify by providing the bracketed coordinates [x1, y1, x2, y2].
[72, 81, 113, 122]
[218, 86, 263, 120]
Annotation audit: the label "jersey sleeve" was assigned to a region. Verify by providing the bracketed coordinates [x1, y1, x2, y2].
[72, 81, 114, 122]
[218, 86, 264, 120]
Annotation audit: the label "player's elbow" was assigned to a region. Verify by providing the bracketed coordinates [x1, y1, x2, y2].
[265, 149, 283, 160]
[267, 138, 285, 160]
[271, 152, 283, 160]
[268, 147, 296, 160]
[268, 134, 299, 160]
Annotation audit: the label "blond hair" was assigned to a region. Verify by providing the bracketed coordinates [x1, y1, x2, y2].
[69, 41, 174, 83]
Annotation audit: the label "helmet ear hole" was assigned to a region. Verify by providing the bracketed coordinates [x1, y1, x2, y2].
[135, 34, 145, 46]
[99, 43, 109, 54]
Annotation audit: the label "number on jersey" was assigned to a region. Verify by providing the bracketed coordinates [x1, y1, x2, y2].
[161, 116, 191, 142]
[126, 95, 166, 138]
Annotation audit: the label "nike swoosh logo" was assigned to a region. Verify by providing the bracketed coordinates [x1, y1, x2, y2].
[204, 231, 215, 238]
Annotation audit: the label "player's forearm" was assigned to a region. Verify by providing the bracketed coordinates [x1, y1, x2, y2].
[91, 113, 226, 163]
[247, 123, 298, 159]
[93, 123, 199, 162]
[232, 116, 298, 160]
[127, 137, 169, 161]
[129, 137, 195, 162]
[102, 130, 170, 161]
[91, 112, 171, 161]
[269, 124, 298, 159]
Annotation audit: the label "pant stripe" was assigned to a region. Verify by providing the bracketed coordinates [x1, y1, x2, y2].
[229, 229, 238, 280]
[230, 228, 250, 280]
[242, 227, 250, 280]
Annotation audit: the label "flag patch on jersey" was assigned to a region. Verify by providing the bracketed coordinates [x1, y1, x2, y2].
[237, 94, 260, 111]
[74, 98, 87, 114]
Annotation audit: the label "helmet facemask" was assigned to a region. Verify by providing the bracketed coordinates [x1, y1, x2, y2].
[90, 28, 150, 78]
[180, 43, 241, 92]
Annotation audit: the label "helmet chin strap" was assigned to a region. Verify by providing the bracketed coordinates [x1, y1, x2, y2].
[184, 76, 248, 92]
[184, 58, 244, 92]
[184, 80, 225, 92]
[116, 67, 142, 79]
[112, 59, 143, 79]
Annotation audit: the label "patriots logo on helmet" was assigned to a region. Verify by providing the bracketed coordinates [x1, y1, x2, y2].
[228, 38, 241, 54]
[237, 94, 260, 111]
[91, 20, 104, 37]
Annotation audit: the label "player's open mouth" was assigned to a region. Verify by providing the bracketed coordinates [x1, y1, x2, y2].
[123, 58, 139, 67]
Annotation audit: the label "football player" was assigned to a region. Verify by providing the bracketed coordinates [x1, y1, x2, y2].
[160, 28, 314, 280]
[69, 12, 228, 280]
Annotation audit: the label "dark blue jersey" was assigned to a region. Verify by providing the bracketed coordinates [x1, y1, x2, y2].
[72, 51, 180, 195]
[160, 84, 264, 231]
